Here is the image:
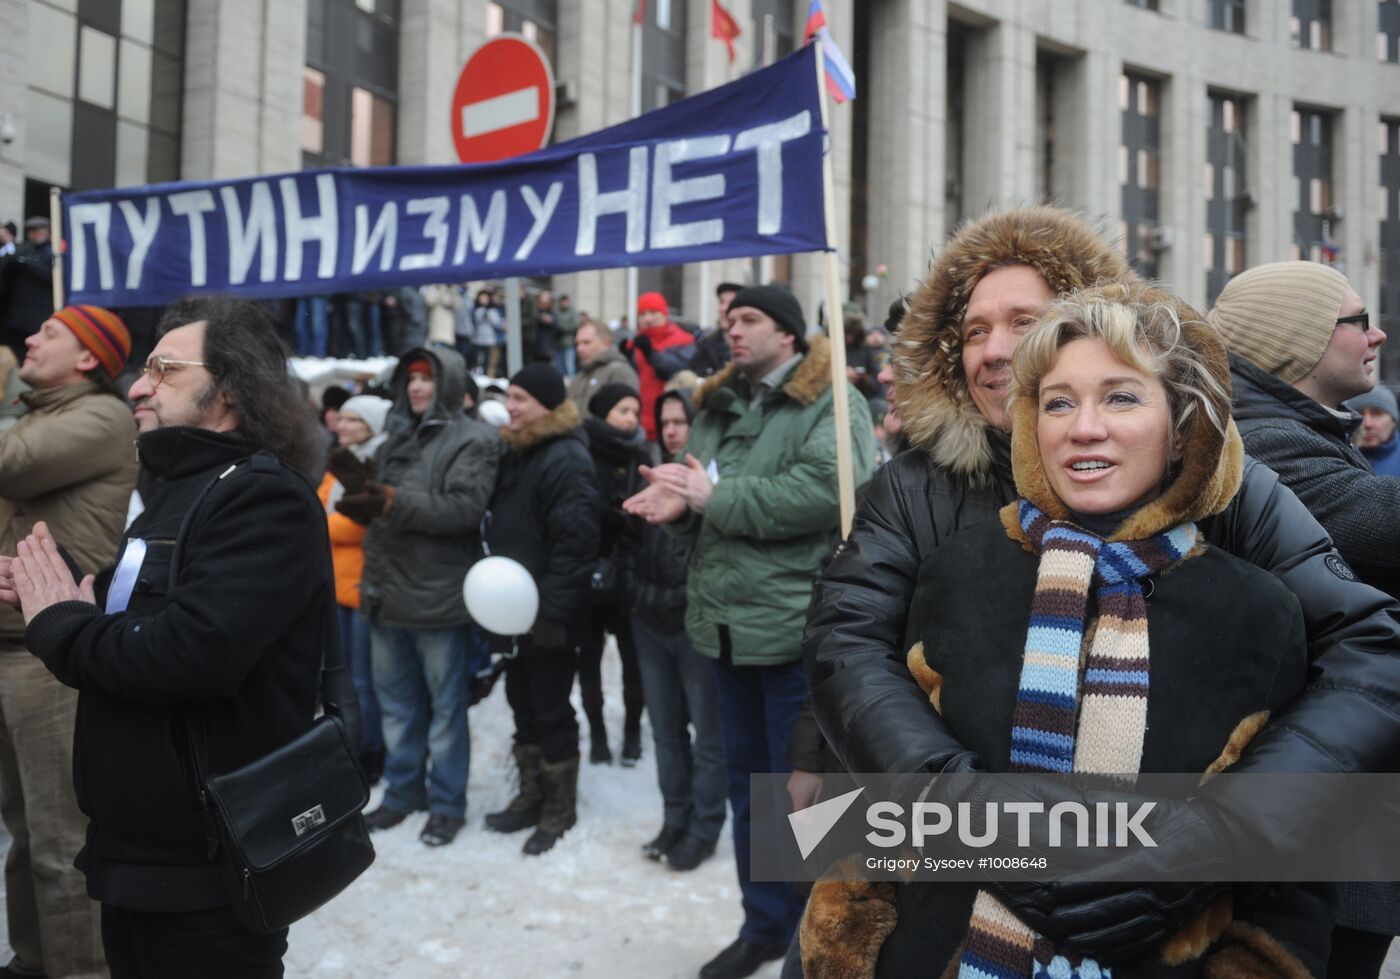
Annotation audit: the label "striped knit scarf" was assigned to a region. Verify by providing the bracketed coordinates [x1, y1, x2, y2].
[957, 499, 1198, 979]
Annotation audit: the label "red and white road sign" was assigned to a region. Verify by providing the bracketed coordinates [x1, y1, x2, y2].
[451, 34, 556, 164]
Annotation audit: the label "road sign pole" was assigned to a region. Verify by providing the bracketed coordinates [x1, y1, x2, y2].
[505, 277, 523, 377]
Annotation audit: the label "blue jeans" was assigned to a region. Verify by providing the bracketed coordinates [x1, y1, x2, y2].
[555, 345, 577, 377]
[337, 605, 383, 753]
[370, 625, 476, 819]
[710, 648, 807, 947]
[631, 616, 726, 844]
[294, 296, 328, 357]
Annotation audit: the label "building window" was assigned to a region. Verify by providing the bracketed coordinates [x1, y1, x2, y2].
[1292, 105, 1337, 265]
[1206, 92, 1250, 304]
[1382, 0, 1400, 62]
[1207, 0, 1246, 33]
[489, 1, 558, 67]
[23, 0, 185, 200]
[303, 0, 399, 169]
[1121, 71, 1162, 278]
[1381, 117, 1400, 379]
[1125, 0, 1160, 8]
[1292, 0, 1331, 49]
[751, 0, 795, 65]
[635, 0, 687, 305]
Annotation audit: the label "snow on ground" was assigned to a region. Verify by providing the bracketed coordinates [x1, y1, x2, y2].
[0, 645, 777, 978]
[14, 644, 1400, 976]
[286, 645, 780, 978]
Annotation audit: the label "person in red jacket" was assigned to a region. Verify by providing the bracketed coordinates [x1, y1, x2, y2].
[624, 292, 693, 440]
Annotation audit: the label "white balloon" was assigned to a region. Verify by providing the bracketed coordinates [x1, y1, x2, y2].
[463, 557, 539, 636]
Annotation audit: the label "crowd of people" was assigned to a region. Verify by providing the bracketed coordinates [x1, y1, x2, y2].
[0, 202, 1398, 979]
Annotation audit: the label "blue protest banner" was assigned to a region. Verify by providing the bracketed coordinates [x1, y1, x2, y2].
[61, 45, 826, 308]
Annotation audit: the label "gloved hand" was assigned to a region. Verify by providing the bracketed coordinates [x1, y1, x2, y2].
[631, 334, 653, 357]
[336, 482, 394, 524]
[989, 791, 1234, 966]
[327, 447, 375, 494]
[531, 618, 567, 650]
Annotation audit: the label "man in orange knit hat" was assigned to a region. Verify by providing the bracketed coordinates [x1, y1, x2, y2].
[0, 304, 137, 978]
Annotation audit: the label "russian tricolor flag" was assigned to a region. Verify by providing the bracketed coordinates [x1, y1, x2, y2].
[803, 0, 856, 103]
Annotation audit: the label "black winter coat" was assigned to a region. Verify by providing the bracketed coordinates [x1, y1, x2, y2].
[485, 403, 600, 650]
[1230, 353, 1400, 934]
[0, 242, 55, 341]
[25, 428, 327, 912]
[877, 519, 1329, 979]
[805, 433, 1400, 785]
[621, 392, 693, 631]
[1231, 353, 1400, 597]
[583, 416, 648, 557]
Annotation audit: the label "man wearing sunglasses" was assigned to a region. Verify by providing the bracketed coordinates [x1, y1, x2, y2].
[1210, 260, 1397, 977]
[0, 296, 327, 977]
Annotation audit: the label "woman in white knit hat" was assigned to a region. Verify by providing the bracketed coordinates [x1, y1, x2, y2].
[318, 394, 393, 781]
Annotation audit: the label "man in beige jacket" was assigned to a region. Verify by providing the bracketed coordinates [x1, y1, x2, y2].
[0, 305, 137, 979]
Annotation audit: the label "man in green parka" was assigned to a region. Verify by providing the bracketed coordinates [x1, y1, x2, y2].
[625, 284, 875, 979]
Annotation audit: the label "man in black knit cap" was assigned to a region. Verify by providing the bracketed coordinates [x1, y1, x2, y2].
[481, 364, 600, 855]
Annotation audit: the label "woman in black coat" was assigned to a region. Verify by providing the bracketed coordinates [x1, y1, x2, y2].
[577, 384, 650, 765]
[801, 284, 1331, 978]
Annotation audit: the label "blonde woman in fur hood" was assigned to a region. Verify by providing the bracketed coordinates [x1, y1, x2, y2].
[802, 206, 1400, 961]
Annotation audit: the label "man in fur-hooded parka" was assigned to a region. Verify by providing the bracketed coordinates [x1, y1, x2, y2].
[801, 205, 1400, 967]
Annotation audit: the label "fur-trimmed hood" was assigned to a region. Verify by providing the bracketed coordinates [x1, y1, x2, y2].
[1000, 284, 1245, 543]
[694, 335, 833, 411]
[500, 399, 584, 453]
[894, 206, 1135, 483]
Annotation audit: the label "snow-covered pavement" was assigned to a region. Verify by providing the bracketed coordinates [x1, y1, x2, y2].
[285, 648, 778, 978]
[0, 647, 781, 978]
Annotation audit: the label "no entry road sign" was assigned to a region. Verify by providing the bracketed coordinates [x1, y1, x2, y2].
[451, 34, 556, 164]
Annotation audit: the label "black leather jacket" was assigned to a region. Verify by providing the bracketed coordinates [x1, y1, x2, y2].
[805, 440, 1400, 782]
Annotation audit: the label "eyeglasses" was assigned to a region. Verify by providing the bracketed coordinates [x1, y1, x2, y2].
[1336, 312, 1371, 332]
[142, 354, 207, 385]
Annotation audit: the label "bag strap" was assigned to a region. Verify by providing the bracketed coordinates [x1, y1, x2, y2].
[173, 452, 358, 791]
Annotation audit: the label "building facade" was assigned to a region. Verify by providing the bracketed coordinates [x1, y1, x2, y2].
[2, 0, 1398, 373]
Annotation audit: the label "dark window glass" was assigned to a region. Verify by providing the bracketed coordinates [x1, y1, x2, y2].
[1122, 71, 1161, 278]
[1208, 0, 1246, 33]
[1381, 117, 1400, 379]
[1206, 92, 1250, 304]
[751, 0, 796, 64]
[1292, 0, 1332, 49]
[637, 0, 687, 305]
[71, 101, 117, 190]
[1382, 0, 1400, 62]
[1293, 105, 1337, 273]
[1125, 0, 1160, 8]
[304, 0, 399, 168]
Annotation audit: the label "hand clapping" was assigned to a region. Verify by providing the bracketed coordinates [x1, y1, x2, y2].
[7, 522, 96, 623]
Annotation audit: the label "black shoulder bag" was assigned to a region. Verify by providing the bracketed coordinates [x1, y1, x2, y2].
[176, 453, 375, 935]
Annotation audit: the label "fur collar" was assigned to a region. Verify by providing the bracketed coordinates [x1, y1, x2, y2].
[500, 400, 583, 452]
[895, 207, 1134, 483]
[999, 294, 1244, 544]
[694, 335, 832, 410]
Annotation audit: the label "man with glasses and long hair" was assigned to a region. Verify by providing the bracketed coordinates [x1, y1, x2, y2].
[0, 296, 327, 977]
[1209, 261, 1398, 977]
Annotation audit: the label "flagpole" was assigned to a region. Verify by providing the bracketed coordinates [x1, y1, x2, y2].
[49, 187, 64, 310]
[814, 39, 856, 538]
[627, 9, 642, 332]
[696, 0, 712, 330]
